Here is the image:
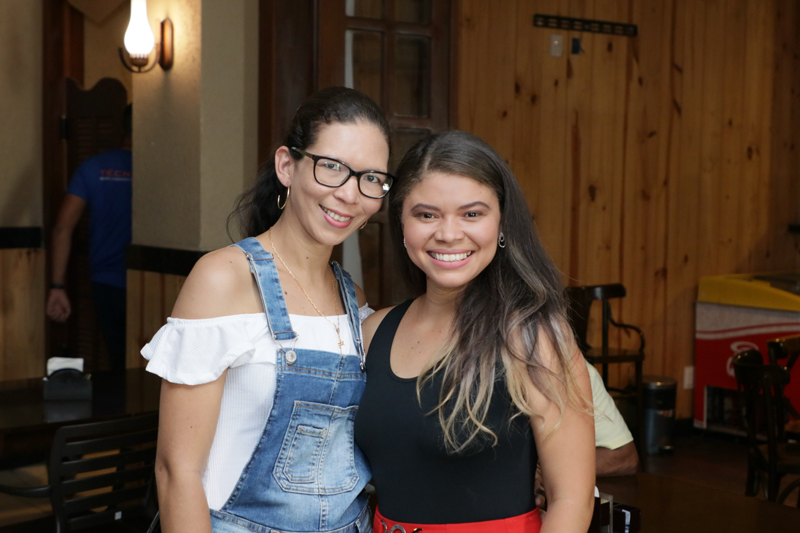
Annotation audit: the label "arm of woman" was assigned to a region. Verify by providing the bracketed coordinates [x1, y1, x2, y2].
[154, 249, 255, 532]
[524, 333, 595, 533]
[355, 284, 368, 309]
[156, 375, 225, 533]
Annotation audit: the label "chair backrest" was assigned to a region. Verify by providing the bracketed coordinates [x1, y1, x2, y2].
[48, 412, 159, 532]
[733, 350, 790, 472]
[767, 334, 800, 369]
[565, 287, 592, 351]
[565, 283, 628, 352]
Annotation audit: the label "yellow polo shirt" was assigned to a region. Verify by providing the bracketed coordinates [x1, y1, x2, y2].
[588, 361, 634, 450]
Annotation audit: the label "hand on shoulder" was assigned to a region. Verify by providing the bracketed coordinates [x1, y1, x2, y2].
[171, 246, 257, 319]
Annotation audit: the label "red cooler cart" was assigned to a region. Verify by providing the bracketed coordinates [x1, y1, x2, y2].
[694, 272, 800, 433]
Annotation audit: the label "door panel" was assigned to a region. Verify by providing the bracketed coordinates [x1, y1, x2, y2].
[58, 77, 127, 370]
[318, 0, 452, 308]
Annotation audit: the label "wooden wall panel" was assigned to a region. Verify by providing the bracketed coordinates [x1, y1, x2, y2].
[513, 0, 572, 269]
[126, 270, 186, 369]
[457, 0, 519, 157]
[0, 249, 45, 380]
[718, 0, 747, 274]
[741, 0, 773, 273]
[770, 0, 800, 269]
[663, 0, 703, 419]
[456, 0, 800, 418]
[620, 0, 671, 382]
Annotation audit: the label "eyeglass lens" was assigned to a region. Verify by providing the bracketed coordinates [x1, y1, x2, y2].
[314, 158, 391, 198]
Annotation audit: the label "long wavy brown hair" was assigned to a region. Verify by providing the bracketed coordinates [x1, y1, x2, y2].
[390, 130, 587, 452]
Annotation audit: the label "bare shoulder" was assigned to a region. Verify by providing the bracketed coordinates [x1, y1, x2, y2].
[354, 283, 368, 308]
[526, 324, 582, 372]
[533, 325, 559, 367]
[171, 246, 255, 319]
[511, 324, 586, 401]
[362, 306, 395, 353]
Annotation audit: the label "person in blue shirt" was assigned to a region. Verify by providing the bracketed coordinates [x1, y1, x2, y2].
[46, 105, 132, 371]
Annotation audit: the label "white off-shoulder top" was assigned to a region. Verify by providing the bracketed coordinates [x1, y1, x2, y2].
[141, 305, 374, 510]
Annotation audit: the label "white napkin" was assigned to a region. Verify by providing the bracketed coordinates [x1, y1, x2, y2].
[46, 357, 84, 376]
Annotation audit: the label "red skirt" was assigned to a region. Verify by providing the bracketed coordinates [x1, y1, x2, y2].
[373, 507, 542, 533]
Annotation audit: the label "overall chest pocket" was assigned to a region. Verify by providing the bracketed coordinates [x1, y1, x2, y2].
[273, 401, 360, 495]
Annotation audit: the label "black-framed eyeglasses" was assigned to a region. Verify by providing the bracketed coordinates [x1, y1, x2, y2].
[291, 147, 394, 199]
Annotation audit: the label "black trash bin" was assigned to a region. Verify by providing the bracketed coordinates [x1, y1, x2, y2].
[642, 375, 677, 455]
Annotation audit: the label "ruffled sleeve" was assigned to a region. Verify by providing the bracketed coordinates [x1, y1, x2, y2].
[359, 304, 375, 322]
[141, 315, 276, 385]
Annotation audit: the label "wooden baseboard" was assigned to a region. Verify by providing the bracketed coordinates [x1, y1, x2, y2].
[0, 228, 43, 249]
[0, 249, 45, 380]
[126, 244, 207, 277]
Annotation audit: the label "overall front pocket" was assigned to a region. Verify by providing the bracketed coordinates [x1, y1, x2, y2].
[273, 401, 359, 495]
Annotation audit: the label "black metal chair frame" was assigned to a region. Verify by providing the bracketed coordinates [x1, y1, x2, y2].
[0, 412, 159, 532]
[733, 350, 800, 506]
[566, 284, 645, 447]
[767, 334, 800, 422]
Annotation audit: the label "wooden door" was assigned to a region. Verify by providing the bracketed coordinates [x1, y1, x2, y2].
[318, 0, 453, 308]
[51, 78, 128, 370]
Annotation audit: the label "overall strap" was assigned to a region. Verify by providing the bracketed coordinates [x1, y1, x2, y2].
[331, 262, 366, 370]
[231, 237, 298, 342]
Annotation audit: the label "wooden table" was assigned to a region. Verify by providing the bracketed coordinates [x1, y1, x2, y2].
[0, 368, 160, 465]
[597, 473, 800, 532]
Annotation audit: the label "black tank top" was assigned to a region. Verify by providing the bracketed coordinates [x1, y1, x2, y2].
[354, 301, 537, 523]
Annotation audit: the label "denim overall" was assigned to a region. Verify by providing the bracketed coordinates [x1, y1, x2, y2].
[208, 237, 371, 533]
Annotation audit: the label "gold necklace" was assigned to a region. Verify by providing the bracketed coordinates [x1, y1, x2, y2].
[268, 230, 344, 353]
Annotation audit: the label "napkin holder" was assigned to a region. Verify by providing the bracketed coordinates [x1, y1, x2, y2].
[612, 503, 641, 533]
[589, 494, 613, 533]
[43, 368, 93, 401]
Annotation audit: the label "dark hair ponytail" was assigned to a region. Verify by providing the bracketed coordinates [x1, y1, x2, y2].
[228, 87, 391, 239]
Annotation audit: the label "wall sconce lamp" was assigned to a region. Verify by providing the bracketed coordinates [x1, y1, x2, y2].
[118, 0, 173, 73]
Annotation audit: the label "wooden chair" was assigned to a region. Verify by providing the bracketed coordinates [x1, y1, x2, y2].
[767, 334, 800, 372]
[733, 350, 800, 506]
[565, 284, 645, 445]
[767, 335, 800, 425]
[0, 412, 159, 532]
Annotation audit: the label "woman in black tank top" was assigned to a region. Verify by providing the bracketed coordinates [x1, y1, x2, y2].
[353, 131, 595, 533]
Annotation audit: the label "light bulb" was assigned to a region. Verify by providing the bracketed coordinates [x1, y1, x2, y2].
[124, 0, 155, 63]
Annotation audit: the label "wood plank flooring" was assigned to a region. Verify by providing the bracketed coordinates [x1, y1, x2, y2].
[0, 431, 796, 529]
[643, 431, 800, 506]
[0, 464, 50, 528]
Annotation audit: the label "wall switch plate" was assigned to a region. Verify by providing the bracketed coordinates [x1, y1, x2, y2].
[550, 34, 563, 57]
[683, 366, 695, 390]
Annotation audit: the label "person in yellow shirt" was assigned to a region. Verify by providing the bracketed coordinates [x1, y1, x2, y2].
[535, 362, 639, 508]
[588, 362, 639, 476]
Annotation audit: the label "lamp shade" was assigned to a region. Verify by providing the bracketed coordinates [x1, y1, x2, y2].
[123, 0, 155, 59]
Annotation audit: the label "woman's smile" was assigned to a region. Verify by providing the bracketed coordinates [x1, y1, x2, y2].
[321, 205, 354, 226]
[427, 250, 474, 268]
[402, 172, 501, 291]
[282, 121, 387, 245]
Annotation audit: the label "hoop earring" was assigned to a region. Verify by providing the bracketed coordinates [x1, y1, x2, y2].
[277, 187, 290, 210]
[360, 220, 368, 230]
[498, 232, 506, 249]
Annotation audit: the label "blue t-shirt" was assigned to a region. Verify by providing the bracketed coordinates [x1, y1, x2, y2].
[66, 149, 132, 288]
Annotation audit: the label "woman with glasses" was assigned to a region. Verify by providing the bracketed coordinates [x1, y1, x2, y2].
[354, 130, 595, 533]
[142, 87, 392, 533]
